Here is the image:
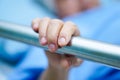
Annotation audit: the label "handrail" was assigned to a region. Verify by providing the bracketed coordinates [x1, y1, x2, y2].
[0, 21, 120, 69]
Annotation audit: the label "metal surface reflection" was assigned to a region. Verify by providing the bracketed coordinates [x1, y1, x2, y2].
[0, 21, 120, 69]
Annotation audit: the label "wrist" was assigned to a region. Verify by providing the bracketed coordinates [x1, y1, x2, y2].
[46, 66, 69, 80]
[48, 64, 69, 73]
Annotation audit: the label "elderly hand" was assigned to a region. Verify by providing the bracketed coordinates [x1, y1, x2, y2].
[32, 17, 82, 71]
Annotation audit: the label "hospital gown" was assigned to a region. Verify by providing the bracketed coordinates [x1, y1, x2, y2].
[9, 4, 120, 80]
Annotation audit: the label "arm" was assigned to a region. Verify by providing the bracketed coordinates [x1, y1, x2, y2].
[41, 63, 68, 80]
[41, 68, 68, 80]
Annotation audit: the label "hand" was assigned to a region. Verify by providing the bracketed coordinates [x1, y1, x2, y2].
[32, 17, 83, 70]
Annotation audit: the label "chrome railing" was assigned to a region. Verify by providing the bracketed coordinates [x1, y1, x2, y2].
[0, 21, 120, 69]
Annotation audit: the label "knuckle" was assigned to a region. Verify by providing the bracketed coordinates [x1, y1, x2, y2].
[51, 19, 63, 24]
[32, 18, 40, 23]
[41, 17, 50, 23]
[40, 19, 48, 27]
[49, 21, 58, 27]
[65, 21, 76, 27]
[65, 21, 77, 31]
[49, 21, 61, 28]
[65, 21, 75, 25]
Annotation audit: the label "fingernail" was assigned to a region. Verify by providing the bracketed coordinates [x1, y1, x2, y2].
[48, 44, 55, 51]
[58, 37, 66, 45]
[40, 37, 47, 45]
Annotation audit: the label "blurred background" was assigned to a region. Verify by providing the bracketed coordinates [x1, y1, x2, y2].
[0, 0, 56, 79]
[0, 0, 119, 80]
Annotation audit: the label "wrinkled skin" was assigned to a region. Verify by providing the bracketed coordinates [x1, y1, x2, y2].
[32, 18, 82, 71]
[31, 0, 100, 80]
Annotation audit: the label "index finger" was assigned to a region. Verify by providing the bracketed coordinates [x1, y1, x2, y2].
[58, 21, 80, 47]
[32, 18, 41, 32]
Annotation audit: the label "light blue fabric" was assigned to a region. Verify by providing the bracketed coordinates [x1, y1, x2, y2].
[0, 0, 53, 79]
[1, 1, 120, 79]
[9, 4, 120, 80]
[0, 0, 55, 25]
[8, 47, 48, 80]
[0, 0, 55, 62]
[63, 4, 120, 80]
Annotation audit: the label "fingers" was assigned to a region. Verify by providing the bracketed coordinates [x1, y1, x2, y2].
[32, 18, 41, 32]
[58, 21, 80, 47]
[46, 51, 83, 70]
[39, 18, 50, 45]
[32, 18, 80, 52]
[32, 18, 82, 70]
[47, 19, 63, 52]
[60, 55, 83, 70]
[73, 58, 83, 66]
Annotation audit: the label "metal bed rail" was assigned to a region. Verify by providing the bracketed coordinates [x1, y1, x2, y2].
[0, 21, 120, 69]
